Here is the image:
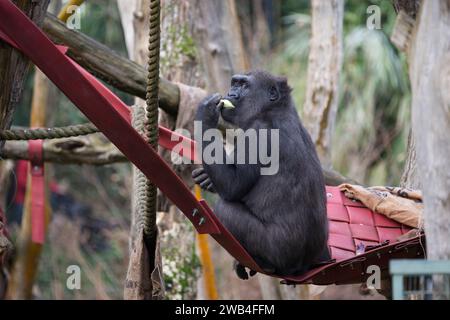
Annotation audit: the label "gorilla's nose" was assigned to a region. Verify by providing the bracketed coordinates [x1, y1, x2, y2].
[225, 93, 238, 101]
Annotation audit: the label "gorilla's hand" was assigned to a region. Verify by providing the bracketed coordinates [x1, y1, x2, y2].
[192, 167, 216, 193]
[196, 93, 222, 127]
[234, 260, 257, 280]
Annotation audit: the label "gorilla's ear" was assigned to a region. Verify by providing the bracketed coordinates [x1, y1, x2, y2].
[276, 77, 292, 96]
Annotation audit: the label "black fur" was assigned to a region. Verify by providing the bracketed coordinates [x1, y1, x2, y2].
[193, 71, 330, 279]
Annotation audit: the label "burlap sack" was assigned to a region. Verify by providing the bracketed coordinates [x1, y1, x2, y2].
[124, 230, 164, 300]
[338, 184, 423, 229]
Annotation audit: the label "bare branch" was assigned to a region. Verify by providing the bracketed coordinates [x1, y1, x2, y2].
[42, 14, 180, 116]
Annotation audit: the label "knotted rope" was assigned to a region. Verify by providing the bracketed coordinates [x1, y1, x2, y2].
[138, 0, 160, 244]
[0, 123, 98, 140]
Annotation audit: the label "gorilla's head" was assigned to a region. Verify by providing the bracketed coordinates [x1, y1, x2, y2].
[221, 70, 292, 128]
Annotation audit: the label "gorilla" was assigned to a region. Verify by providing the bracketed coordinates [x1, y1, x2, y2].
[192, 70, 330, 279]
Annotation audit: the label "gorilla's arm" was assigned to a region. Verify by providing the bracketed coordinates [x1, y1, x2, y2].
[195, 94, 260, 202]
[203, 157, 260, 202]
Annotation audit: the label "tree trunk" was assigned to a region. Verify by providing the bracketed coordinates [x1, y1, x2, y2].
[400, 130, 421, 189]
[303, 0, 344, 167]
[192, 0, 250, 93]
[409, 1, 450, 299]
[0, 0, 50, 300]
[116, 0, 135, 60]
[0, 161, 13, 299]
[5, 0, 61, 299]
[0, 0, 50, 148]
[392, 0, 421, 191]
[136, 0, 208, 300]
[121, 0, 164, 300]
[236, 0, 271, 68]
[157, 0, 210, 300]
[296, 0, 343, 300]
[393, 0, 421, 19]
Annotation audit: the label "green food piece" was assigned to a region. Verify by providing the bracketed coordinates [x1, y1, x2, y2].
[220, 99, 235, 109]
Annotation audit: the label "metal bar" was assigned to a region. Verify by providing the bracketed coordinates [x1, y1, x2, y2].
[392, 275, 404, 300]
[390, 260, 450, 276]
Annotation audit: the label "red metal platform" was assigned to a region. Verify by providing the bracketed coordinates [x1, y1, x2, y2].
[281, 186, 425, 285]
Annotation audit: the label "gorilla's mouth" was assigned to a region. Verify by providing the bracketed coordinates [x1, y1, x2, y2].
[218, 98, 237, 123]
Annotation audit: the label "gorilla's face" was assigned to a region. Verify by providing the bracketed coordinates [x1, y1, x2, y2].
[221, 73, 255, 126]
[221, 71, 290, 128]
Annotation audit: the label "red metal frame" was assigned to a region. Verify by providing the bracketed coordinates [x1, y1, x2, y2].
[0, 0, 425, 285]
[0, 0, 262, 274]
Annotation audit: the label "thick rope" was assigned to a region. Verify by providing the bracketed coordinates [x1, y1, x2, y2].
[0, 123, 99, 140]
[139, 0, 160, 242]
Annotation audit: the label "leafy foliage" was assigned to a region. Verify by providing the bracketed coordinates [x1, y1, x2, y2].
[270, 0, 411, 185]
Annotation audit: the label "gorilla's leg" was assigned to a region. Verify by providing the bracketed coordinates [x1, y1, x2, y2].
[214, 200, 277, 278]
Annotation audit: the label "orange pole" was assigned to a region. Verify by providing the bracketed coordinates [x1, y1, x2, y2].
[57, 0, 85, 22]
[195, 185, 218, 300]
[6, 70, 52, 299]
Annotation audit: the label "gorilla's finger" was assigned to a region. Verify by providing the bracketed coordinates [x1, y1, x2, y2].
[206, 182, 216, 192]
[204, 182, 216, 193]
[217, 100, 224, 110]
[191, 167, 205, 178]
[193, 175, 209, 186]
[200, 179, 212, 190]
[194, 173, 209, 183]
[193, 177, 205, 185]
[205, 93, 222, 106]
